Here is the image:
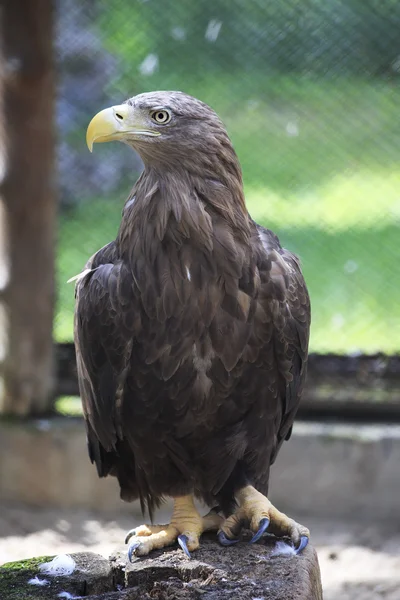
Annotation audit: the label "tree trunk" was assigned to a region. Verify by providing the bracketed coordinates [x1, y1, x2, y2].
[0, 0, 55, 415]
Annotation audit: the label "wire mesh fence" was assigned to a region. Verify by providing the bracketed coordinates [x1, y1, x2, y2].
[55, 0, 400, 354]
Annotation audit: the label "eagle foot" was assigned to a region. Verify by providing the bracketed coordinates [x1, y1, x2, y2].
[126, 495, 222, 560]
[219, 485, 309, 553]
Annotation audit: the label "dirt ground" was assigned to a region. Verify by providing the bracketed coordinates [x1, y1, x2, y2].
[1, 503, 400, 600]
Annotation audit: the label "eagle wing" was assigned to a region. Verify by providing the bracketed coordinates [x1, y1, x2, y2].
[74, 241, 138, 479]
[255, 223, 310, 464]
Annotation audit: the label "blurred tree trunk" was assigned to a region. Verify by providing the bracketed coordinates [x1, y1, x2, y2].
[0, 1, 56, 415]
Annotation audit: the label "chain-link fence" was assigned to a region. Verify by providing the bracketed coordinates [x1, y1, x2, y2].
[55, 0, 400, 354]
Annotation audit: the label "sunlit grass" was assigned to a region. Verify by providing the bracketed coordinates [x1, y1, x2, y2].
[56, 76, 400, 353]
[55, 396, 82, 416]
[247, 171, 400, 231]
[56, 185, 400, 353]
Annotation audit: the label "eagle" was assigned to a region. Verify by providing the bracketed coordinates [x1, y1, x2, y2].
[75, 91, 310, 560]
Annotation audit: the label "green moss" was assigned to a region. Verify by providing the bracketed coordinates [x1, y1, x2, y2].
[0, 555, 58, 600]
[1, 556, 52, 571]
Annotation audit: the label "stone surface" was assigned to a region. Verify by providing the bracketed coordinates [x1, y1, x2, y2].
[0, 537, 322, 599]
[1, 417, 400, 523]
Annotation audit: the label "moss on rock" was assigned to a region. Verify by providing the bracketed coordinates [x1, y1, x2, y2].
[0, 555, 56, 600]
[0, 552, 113, 599]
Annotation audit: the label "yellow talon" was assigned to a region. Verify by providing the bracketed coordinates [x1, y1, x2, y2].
[220, 485, 310, 548]
[126, 495, 223, 558]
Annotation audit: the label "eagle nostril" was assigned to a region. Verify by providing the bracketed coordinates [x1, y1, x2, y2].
[115, 113, 123, 120]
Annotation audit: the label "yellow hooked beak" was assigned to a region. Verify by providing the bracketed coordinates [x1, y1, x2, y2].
[86, 104, 160, 151]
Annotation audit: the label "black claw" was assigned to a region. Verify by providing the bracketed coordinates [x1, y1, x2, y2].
[177, 534, 191, 558]
[249, 518, 270, 544]
[125, 529, 137, 545]
[295, 536, 309, 554]
[128, 542, 140, 562]
[218, 530, 239, 546]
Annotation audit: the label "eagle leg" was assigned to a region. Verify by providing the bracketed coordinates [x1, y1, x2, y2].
[218, 485, 309, 553]
[125, 495, 222, 560]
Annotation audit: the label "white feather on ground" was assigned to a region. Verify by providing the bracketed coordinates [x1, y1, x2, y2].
[270, 541, 297, 557]
[39, 554, 76, 576]
[58, 592, 81, 599]
[28, 575, 49, 586]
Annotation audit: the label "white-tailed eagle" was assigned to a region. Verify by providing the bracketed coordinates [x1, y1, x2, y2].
[74, 91, 310, 559]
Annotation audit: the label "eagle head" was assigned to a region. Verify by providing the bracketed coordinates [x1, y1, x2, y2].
[86, 91, 231, 169]
[86, 91, 241, 179]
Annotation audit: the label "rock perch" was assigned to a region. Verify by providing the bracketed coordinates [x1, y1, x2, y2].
[0, 535, 322, 599]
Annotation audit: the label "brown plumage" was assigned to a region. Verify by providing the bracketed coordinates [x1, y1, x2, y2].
[75, 91, 310, 556]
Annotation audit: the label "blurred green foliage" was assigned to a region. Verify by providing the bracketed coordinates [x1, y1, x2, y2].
[97, 0, 400, 84]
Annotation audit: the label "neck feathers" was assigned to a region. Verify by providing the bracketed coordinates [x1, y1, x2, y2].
[116, 161, 254, 324]
[118, 160, 250, 258]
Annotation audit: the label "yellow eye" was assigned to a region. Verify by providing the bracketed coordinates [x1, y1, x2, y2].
[151, 109, 171, 124]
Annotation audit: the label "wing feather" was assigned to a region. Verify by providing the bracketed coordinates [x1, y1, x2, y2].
[255, 223, 310, 461]
[74, 242, 136, 466]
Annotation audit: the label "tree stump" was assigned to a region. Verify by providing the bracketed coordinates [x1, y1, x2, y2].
[0, 535, 323, 599]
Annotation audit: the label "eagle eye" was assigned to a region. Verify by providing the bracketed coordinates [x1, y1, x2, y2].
[150, 109, 171, 125]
